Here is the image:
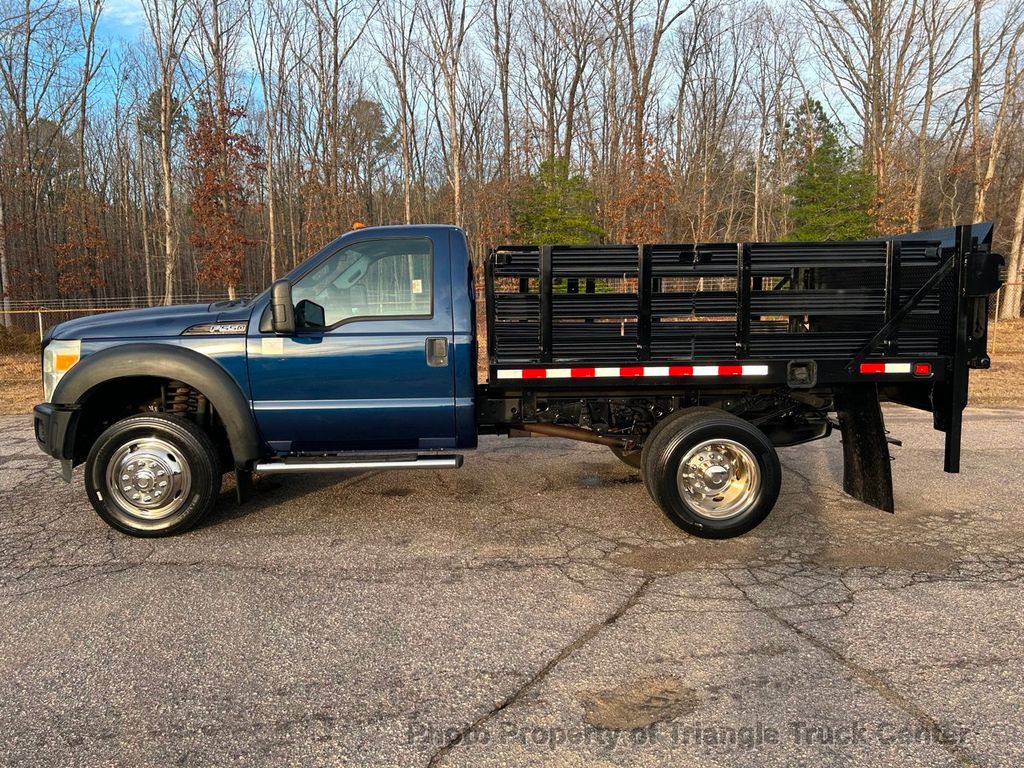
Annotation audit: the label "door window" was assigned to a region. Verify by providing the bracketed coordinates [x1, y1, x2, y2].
[291, 238, 433, 328]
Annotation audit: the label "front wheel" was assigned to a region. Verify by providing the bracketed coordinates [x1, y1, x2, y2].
[641, 408, 780, 539]
[85, 413, 223, 537]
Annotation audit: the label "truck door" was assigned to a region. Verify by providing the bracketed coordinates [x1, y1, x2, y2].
[247, 235, 456, 452]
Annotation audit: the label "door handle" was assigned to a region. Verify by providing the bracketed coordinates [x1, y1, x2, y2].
[425, 337, 449, 367]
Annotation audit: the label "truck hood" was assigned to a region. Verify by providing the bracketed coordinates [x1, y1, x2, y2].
[48, 301, 251, 342]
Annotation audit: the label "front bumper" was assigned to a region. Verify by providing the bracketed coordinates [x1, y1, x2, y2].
[33, 403, 78, 480]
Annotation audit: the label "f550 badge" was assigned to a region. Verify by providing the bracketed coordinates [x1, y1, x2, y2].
[182, 322, 249, 336]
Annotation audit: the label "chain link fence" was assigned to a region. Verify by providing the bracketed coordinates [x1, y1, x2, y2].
[0, 295, 230, 346]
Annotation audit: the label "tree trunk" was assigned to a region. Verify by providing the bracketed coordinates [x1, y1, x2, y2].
[160, 98, 176, 306]
[975, 17, 1022, 222]
[267, 125, 278, 281]
[999, 175, 1024, 320]
[401, 111, 412, 224]
[0, 191, 10, 326]
[970, 0, 984, 219]
[448, 75, 463, 227]
[912, 78, 934, 230]
[752, 149, 762, 241]
[137, 123, 153, 306]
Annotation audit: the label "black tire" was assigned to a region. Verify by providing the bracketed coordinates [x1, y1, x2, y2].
[85, 413, 223, 537]
[609, 445, 642, 469]
[640, 408, 716, 500]
[641, 408, 780, 539]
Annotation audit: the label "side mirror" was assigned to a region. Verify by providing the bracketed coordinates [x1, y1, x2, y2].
[270, 279, 295, 335]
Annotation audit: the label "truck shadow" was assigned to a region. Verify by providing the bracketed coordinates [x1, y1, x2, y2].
[197, 471, 367, 531]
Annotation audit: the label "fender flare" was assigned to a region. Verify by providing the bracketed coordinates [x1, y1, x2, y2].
[53, 343, 263, 468]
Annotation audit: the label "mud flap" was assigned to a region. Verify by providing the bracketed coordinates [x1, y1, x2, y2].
[833, 385, 894, 513]
[235, 468, 254, 504]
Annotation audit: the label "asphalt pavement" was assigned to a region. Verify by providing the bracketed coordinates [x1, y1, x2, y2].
[1, 407, 1022, 767]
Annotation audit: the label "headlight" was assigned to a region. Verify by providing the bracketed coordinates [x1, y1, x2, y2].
[42, 339, 81, 402]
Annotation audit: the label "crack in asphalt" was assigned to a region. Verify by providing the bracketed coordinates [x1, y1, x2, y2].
[728, 576, 978, 767]
[425, 576, 655, 767]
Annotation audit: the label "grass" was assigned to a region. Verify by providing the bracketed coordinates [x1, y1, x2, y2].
[1, 320, 1021, 416]
[970, 319, 1024, 407]
[1, 353, 40, 415]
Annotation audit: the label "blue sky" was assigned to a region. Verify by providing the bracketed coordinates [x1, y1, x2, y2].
[97, 0, 146, 42]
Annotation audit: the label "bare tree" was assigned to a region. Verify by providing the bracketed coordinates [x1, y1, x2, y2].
[370, 0, 419, 223]
[422, 0, 478, 226]
[518, 0, 570, 163]
[0, 186, 8, 325]
[487, 0, 515, 181]
[249, 0, 295, 279]
[801, 0, 927, 229]
[141, 0, 196, 304]
[303, 0, 377, 197]
[910, 0, 967, 229]
[745, 2, 802, 239]
[137, 117, 154, 305]
[1001, 167, 1024, 319]
[969, 0, 1024, 221]
[602, 0, 694, 163]
[75, 0, 105, 189]
[0, 0, 80, 281]
[557, 0, 603, 165]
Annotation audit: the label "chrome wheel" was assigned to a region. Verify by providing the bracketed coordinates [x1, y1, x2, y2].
[676, 438, 761, 520]
[105, 437, 192, 520]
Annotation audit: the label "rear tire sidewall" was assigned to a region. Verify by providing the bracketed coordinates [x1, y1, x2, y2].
[648, 414, 780, 539]
[85, 415, 221, 537]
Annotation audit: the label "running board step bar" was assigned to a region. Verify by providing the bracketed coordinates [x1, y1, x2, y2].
[254, 454, 463, 474]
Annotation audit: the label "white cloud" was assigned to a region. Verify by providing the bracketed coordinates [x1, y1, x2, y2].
[102, 0, 147, 31]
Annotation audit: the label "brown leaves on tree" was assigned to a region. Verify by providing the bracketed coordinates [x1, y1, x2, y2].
[186, 106, 262, 293]
[53, 188, 110, 296]
[603, 153, 676, 244]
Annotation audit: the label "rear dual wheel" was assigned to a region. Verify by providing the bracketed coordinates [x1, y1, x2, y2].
[640, 408, 781, 539]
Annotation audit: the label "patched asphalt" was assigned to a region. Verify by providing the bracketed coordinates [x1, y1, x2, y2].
[1, 408, 1023, 767]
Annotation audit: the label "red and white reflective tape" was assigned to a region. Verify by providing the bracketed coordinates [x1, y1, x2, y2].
[859, 361, 932, 376]
[495, 364, 770, 380]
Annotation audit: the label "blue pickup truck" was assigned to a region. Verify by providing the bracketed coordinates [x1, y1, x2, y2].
[34, 223, 1003, 538]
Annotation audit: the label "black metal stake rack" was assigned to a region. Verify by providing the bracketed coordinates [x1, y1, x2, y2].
[484, 224, 1002, 476]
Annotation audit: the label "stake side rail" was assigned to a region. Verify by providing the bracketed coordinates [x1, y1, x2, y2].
[485, 225, 998, 385]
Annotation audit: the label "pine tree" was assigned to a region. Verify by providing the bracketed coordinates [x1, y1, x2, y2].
[786, 99, 875, 241]
[513, 159, 602, 244]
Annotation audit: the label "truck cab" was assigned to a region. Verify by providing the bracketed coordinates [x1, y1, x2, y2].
[34, 226, 478, 536]
[246, 226, 477, 453]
